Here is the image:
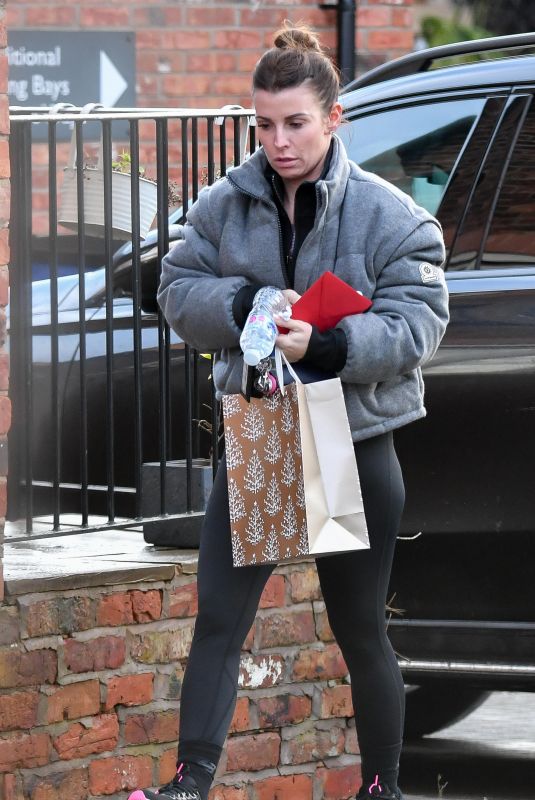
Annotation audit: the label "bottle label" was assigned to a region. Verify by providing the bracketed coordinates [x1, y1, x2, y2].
[249, 314, 276, 332]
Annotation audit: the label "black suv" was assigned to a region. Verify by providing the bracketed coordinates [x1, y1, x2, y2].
[338, 32, 535, 735]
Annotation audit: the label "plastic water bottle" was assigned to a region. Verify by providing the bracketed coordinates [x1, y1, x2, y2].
[240, 287, 291, 366]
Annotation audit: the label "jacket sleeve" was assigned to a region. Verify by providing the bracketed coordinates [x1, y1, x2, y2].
[157, 185, 250, 352]
[337, 219, 449, 385]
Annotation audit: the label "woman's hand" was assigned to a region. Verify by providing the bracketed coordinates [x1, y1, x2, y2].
[281, 289, 301, 306]
[275, 316, 313, 362]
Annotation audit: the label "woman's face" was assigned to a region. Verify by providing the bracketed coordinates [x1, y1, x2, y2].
[254, 84, 342, 188]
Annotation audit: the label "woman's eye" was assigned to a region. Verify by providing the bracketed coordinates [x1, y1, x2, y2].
[256, 122, 269, 129]
[290, 122, 304, 128]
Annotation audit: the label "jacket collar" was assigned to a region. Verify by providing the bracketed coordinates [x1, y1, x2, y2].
[227, 134, 351, 220]
[264, 137, 335, 202]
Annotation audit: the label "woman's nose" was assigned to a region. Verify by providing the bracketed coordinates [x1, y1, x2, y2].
[273, 127, 289, 148]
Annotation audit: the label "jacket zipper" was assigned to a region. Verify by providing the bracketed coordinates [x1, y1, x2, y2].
[270, 174, 293, 287]
[277, 213, 291, 288]
[227, 173, 291, 288]
[286, 226, 296, 273]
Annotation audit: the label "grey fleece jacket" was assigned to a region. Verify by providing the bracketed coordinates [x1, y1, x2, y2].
[158, 135, 449, 442]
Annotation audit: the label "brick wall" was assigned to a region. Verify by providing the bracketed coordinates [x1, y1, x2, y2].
[0, 561, 363, 800]
[8, 0, 414, 109]
[0, 0, 9, 604]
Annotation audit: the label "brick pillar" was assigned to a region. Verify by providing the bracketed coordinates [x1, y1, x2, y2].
[0, 0, 10, 603]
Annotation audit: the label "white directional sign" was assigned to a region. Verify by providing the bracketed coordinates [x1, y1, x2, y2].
[100, 50, 129, 108]
[8, 31, 136, 139]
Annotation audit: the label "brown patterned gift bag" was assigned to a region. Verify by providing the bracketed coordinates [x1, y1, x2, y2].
[221, 364, 369, 567]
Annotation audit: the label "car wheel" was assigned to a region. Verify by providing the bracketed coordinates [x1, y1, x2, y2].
[404, 684, 491, 738]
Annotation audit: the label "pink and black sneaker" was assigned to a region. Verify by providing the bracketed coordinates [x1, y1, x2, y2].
[356, 774, 403, 800]
[128, 763, 201, 800]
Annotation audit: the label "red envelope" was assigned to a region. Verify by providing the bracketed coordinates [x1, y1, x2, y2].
[278, 271, 372, 334]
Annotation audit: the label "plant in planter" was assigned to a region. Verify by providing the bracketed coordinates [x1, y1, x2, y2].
[111, 151, 181, 209]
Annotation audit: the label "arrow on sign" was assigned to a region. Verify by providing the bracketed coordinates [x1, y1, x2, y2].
[100, 50, 128, 107]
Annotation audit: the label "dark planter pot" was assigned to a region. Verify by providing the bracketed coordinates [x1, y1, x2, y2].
[142, 459, 215, 547]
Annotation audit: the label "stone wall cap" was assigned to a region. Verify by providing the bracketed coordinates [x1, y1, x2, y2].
[3, 529, 199, 596]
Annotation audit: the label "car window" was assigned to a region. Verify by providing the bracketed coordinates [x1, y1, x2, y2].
[448, 95, 531, 271]
[436, 97, 505, 257]
[340, 98, 487, 215]
[479, 97, 535, 269]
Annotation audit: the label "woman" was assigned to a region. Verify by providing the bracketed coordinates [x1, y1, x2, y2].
[130, 24, 449, 800]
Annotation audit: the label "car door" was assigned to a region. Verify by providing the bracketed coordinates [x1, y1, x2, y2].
[399, 93, 535, 534]
[341, 87, 535, 636]
[339, 90, 508, 535]
[397, 92, 535, 633]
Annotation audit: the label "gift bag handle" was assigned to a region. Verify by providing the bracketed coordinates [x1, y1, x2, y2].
[274, 347, 301, 396]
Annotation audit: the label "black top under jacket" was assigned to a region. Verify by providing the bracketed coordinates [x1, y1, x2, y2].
[232, 140, 348, 372]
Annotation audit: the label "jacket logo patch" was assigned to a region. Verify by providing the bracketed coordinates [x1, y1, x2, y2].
[419, 262, 441, 283]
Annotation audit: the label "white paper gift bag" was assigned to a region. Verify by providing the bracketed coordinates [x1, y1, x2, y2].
[296, 376, 369, 556]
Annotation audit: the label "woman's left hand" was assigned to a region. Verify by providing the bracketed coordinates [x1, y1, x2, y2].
[281, 289, 301, 306]
[275, 316, 313, 362]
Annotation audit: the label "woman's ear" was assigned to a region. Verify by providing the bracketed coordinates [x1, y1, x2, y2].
[327, 102, 343, 132]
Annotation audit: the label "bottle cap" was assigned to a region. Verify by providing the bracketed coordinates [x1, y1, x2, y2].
[243, 349, 261, 366]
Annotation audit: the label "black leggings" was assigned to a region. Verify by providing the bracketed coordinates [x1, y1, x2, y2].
[178, 431, 406, 788]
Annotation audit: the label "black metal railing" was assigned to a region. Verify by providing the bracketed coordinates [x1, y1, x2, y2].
[8, 105, 256, 542]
